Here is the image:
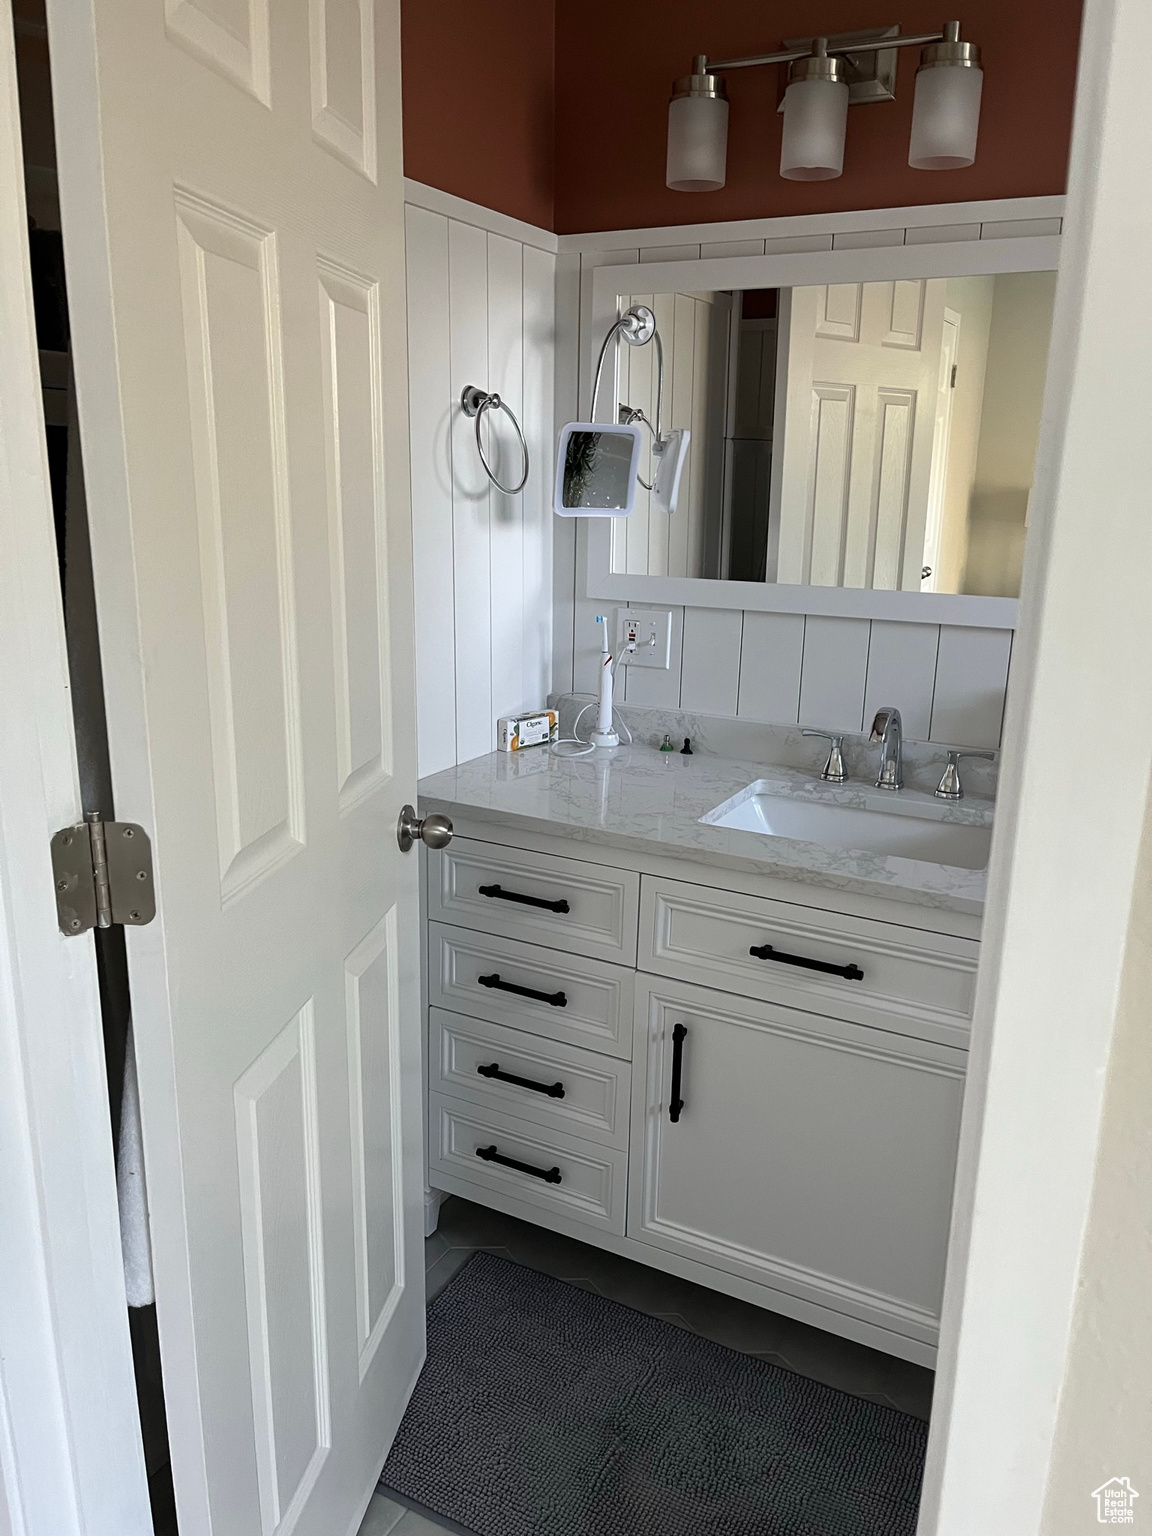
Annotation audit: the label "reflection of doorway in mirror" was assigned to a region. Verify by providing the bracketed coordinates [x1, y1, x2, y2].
[721, 288, 778, 582]
[608, 290, 731, 581]
[776, 279, 945, 591]
[605, 271, 1055, 599]
[922, 309, 960, 593]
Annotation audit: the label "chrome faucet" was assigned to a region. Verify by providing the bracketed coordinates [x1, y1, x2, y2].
[870, 707, 903, 791]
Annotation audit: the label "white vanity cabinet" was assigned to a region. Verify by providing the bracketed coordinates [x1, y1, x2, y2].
[424, 827, 977, 1366]
[629, 976, 966, 1349]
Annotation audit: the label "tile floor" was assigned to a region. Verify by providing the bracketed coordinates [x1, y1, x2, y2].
[359, 1193, 935, 1535]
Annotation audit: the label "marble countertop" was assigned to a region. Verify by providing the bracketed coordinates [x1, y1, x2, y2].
[419, 743, 992, 917]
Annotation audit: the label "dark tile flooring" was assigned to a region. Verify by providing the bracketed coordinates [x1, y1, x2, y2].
[362, 1193, 936, 1534]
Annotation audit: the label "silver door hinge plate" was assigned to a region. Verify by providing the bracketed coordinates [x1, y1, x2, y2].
[51, 814, 156, 935]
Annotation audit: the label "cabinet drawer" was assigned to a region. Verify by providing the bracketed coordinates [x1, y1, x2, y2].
[641, 876, 977, 1046]
[429, 1008, 630, 1149]
[629, 975, 966, 1344]
[428, 923, 633, 1059]
[429, 1091, 627, 1234]
[429, 839, 639, 965]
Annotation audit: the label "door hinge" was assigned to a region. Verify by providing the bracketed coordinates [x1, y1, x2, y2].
[51, 812, 156, 935]
[950, 363, 958, 389]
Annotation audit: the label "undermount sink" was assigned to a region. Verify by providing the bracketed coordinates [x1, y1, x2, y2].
[701, 782, 992, 871]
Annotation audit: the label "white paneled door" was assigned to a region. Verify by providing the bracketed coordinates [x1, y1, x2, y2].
[776, 280, 945, 591]
[48, 4, 424, 1536]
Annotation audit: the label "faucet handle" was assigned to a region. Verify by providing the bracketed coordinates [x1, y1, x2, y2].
[802, 729, 848, 784]
[935, 748, 995, 801]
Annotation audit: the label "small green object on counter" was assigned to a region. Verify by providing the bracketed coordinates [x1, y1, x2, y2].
[659, 733, 674, 752]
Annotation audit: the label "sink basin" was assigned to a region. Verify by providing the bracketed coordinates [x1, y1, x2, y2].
[702, 783, 992, 870]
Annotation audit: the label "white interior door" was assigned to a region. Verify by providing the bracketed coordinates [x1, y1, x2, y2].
[46, 4, 425, 1535]
[0, 8, 152, 1532]
[775, 280, 945, 590]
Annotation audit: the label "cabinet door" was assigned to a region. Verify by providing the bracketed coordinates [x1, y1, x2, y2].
[629, 976, 966, 1347]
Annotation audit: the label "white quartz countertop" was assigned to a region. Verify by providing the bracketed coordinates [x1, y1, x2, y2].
[418, 743, 992, 917]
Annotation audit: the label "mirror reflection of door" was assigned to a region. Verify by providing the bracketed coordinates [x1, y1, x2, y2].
[608, 271, 1056, 599]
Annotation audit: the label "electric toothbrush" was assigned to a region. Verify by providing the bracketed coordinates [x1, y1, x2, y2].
[589, 615, 621, 749]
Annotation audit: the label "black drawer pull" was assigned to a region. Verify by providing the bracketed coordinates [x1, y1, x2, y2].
[478, 882, 570, 914]
[477, 1062, 565, 1099]
[749, 942, 864, 982]
[476, 1144, 562, 1184]
[478, 972, 567, 1008]
[669, 1022, 687, 1123]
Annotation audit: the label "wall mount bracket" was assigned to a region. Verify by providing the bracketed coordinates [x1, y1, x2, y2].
[782, 26, 900, 105]
[51, 812, 155, 935]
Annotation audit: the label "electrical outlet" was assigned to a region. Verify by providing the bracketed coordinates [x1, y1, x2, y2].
[616, 609, 673, 669]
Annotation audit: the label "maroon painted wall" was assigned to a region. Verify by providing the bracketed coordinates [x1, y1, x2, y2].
[401, 1, 1083, 236]
[401, 1, 556, 229]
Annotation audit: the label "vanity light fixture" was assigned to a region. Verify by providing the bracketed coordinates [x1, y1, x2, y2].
[779, 38, 849, 181]
[665, 20, 983, 190]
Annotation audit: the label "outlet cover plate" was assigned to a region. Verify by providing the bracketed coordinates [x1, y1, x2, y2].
[616, 609, 673, 669]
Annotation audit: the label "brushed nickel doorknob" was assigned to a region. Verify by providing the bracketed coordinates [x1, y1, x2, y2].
[396, 804, 453, 853]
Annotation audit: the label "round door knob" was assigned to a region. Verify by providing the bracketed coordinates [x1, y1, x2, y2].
[396, 804, 454, 853]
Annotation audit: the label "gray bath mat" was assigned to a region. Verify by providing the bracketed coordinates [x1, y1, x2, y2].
[380, 1251, 926, 1536]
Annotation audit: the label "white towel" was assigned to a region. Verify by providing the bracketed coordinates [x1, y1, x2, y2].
[117, 1025, 155, 1307]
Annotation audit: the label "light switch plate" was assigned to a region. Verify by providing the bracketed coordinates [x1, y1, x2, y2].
[616, 609, 673, 669]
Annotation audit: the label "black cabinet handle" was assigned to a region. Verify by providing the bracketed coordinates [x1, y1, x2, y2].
[476, 1144, 562, 1184]
[478, 883, 570, 914]
[748, 942, 863, 982]
[477, 1062, 565, 1099]
[478, 972, 567, 1008]
[669, 1022, 687, 1123]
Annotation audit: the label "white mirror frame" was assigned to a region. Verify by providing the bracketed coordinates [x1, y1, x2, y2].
[586, 232, 1061, 627]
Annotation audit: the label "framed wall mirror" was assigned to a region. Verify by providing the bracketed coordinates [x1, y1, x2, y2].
[586, 235, 1060, 626]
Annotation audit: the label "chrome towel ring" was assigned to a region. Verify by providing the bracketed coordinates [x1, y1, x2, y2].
[461, 385, 530, 495]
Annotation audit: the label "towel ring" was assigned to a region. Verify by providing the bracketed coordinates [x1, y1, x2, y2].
[461, 385, 530, 495]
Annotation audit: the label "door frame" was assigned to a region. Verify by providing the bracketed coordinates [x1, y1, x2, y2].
[0, 4, 1141, 1536]
[0, 4, 151, 1532]
[918, 0, 1152, 1526]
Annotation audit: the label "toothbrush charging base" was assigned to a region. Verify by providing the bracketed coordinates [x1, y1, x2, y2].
[589, 728, 620, 749]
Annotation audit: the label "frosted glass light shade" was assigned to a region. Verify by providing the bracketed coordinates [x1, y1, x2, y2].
[667, 94, 729, 191]
[909, 64, 983, 169]
[780, 77, 849, 181]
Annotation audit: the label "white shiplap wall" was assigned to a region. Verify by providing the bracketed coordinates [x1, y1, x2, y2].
[405, 187, 556, 776]
[554, 196, 1064, 750]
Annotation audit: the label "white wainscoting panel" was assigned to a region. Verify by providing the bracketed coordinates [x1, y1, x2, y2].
[405, 193, 555, 774]
[832, 228, 906, 250]
[447, 219, 493, 765]
[639, 243, 701, 263]
[680, 607, 743, 717]
[863, 620, 941, 741]
[930, 625, 1013, 749]
[764, 234, 834, 255]
[798, 616, 872, 734]
[405, 205, 457, 776]
[737, 611, 805, 723]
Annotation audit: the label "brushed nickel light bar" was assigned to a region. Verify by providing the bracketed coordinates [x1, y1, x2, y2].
[666, 21, 982, 189]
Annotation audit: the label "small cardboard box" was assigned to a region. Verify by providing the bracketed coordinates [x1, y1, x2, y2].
[497, 711, 558, 752]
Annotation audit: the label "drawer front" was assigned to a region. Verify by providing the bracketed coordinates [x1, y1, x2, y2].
[428, 1091, 627, 1234]
[641, 876, 978, 1046]
[429, 922, 633, 1058]
[629, 975, 967, 1343]
[430, 1008, 631, 1148]
[429, 838, 639, 965]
